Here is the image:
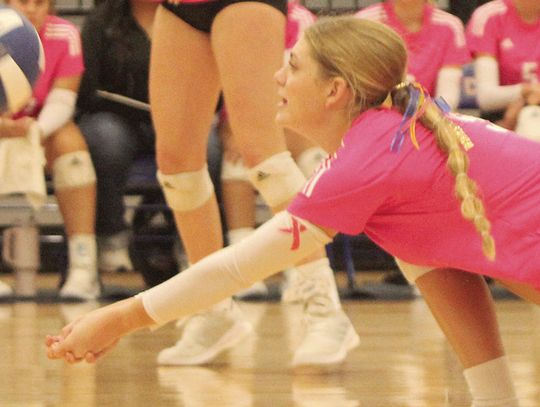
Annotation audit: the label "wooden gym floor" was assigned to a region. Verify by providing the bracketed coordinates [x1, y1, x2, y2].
[0, 271, 539, 407]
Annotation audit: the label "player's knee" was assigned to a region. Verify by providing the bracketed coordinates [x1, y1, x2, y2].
[157, 166, 214, 212]
[394, 258, 434, 284]
[221, 157, 249, 182]
[296, 147, 327, 177]
[53, 151, 96, 190]
[247, 151, 306, 208]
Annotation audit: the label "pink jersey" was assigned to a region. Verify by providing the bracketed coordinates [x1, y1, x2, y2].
[285, 2, 316, 51]
[289, 108, 540, 287]
[13, 15, 84, 118]
[355, 2, 470, 94]
[466, 0, 540, 86]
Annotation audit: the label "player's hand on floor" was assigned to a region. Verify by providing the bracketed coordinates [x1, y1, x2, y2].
[45, 305, 124, 364]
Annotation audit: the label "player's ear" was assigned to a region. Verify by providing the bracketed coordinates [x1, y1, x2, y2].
[325, 77, 352, 110]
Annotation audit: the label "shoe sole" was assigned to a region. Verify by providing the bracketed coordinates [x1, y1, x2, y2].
[157, 320, 253, 366]
[292, 325, 361, 370]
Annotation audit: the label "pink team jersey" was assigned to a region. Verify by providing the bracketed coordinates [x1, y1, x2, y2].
[355, 2, 470, 94]
[289, 108, 540, 287]
[13, 15, 84, 118]
[466, 0, 540, 86]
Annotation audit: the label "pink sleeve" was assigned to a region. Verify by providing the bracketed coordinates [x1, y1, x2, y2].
[441, 20, 470, 67]
[466, 8, 500, 57]
[288, 138, 390, 236]
[55, 30, 84, 78]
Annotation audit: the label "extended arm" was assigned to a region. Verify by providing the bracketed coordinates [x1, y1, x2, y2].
[46, 211, 332, 362]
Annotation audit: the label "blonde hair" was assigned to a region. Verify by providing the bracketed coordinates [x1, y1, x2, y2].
[304, 17, 495, 260]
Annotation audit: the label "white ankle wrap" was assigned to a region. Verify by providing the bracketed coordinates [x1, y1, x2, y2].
[158, 166, 214, 212]
[247, 152, 306, 208]
[464, 356, 519, 407]
[53, 151, 96, 190]
[68, 234, 97, 270]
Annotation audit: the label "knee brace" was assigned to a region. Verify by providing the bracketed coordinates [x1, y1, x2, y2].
[157, 166, 214, 212]
[247, 151, 306, 208]
[221, 157, 249, 182]
[394, 258, 434, 284]
[53, 151, 96, 190]
[296, 147, 327, 177]
[515, 105, 540, 143]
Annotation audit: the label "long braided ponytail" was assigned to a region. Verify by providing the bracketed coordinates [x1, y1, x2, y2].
[391, 85, 495, 260]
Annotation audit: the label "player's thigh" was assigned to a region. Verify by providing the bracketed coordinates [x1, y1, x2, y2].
[151, 5, 221, 172]
[211, 2, 286, 162]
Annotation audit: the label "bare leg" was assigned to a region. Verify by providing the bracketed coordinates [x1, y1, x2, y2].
[416, 269, 504, 367]
[151, 7, 222, 263]
[416, 269, 518, 406]
[496, 278, 540, 305]
[44, 121, 99, 300]
[44, 122, 96, 237]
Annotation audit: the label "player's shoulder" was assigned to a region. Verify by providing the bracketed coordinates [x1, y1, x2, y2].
[430, 7, 465, 31]
[429, 7, 466, 46]
[468, 0, 508, 36]
[43, 15, 80, 34]
[354, 3, 386, 21]
[288, 2, 316, 24]
[42, 15, 82, 55]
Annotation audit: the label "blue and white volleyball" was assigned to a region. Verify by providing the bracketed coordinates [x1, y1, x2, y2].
[0, 6, 44, 114]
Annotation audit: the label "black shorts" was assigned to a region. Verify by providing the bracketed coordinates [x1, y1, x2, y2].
[162, 0, 287, 33]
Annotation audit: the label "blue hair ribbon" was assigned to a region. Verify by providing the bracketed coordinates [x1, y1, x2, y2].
[390, 83, 427, 153]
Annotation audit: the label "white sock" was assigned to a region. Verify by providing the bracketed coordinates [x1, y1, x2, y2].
[464, 356, 519, 407]
[68, 234, 97, 270]
[227, 227, 255, 245]
[294, 258, 341, 308]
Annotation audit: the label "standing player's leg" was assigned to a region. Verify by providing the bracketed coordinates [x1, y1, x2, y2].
[150, 6, 251, 366]
[212, 2, 359, 367]
[44, 122, 99, 300]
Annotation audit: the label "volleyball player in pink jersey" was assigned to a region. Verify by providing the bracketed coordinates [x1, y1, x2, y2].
[466, 0, 540, 138]
[145, 0, 358, 367]
[355, 0, 470, 111]
[46, 17, 540, 405]
[2, 0, 99, 300]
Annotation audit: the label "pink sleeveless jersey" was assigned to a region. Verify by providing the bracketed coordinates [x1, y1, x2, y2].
[355, 3, 470, 94]
[13, 15, 84, 118]
[289, 108, 540, 287]
[466, 0, 540, 85]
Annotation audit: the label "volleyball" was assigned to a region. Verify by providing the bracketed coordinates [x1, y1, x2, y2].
[0, 6, 44, 114]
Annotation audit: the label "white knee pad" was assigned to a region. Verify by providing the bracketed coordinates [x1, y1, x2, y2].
[53, 151, 96, 190]
[157, 166, 214, 212]
[394, 258, 434, 284]
[296, 147, 327, 177]
[221, 157, 249, 182]
[247, 151, 306, 208]
[515, 105, 540, 143]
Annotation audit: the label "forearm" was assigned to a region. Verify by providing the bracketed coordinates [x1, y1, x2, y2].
[474, 56, 522, 112]
[435, 67, 462, 111]
[139, 211, 331, 325]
